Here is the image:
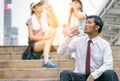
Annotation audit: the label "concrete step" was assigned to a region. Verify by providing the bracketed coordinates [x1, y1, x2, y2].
[0, 46, 58, 53]
[0, 45, 120, 52]
[0, 46, 26, 52]
[113, 52, 120, 59]
[0, 78, 59, 81]
[0, 51, 119, 60]
[0, 68, 119, 79]
[0, 52, 71, 60]
[115, 68, 120, 80]
[113, 59, 120, 68]
[111, 46, 120, 52]
[0, 59, 120, 69]
[0, 60, 75, 69]
[0, 78, 119, 81]
[0, 68, 73, 79]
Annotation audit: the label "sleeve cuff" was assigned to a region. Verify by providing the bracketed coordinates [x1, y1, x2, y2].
[91, 72, 98, 80]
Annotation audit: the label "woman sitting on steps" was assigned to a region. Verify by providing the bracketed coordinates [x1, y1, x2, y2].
[25, 0, 58, 68]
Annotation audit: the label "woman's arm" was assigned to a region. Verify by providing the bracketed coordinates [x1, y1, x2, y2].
[44, 4, 59, 28]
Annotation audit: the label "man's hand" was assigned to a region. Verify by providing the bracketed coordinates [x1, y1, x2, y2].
[68, 27, 80, 38]
[86, 75, 94, 81]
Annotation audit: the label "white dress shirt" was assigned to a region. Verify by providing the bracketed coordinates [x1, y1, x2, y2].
[57, 35, 113, 79]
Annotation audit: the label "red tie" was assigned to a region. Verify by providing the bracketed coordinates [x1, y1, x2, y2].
[86, 40, 92, 75]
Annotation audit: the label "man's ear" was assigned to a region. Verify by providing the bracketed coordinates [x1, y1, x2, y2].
[95, 25, 100, 31]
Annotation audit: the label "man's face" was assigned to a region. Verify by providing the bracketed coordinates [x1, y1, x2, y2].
[84, 18, 99, 34]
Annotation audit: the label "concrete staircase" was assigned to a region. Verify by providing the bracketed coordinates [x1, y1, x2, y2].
[0, 46, 120, 81]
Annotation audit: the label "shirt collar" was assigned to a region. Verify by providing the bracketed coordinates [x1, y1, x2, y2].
[87, 36, 99, 44]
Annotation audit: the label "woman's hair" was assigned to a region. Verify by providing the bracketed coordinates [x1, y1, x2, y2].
[70, 0, 83, 14]
[87, 15, 104, 33]
[30, 1, 44, 15]
[68, 0, 83, 25]
[30, 3, 34, 15]
[72, 0, 83, 10]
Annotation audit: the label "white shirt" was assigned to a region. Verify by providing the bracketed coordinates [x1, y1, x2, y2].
[26, 13, 51, 37]
[57, 35, 113, 79]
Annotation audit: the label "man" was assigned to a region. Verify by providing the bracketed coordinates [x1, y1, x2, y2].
[57, 15, 119, 81]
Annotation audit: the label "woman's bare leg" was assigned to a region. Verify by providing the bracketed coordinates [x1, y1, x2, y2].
[43, 30, 55, 64]
[34, 30, 55, 64]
